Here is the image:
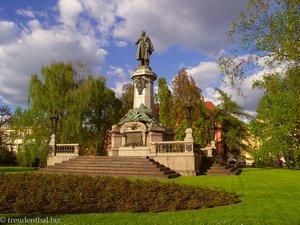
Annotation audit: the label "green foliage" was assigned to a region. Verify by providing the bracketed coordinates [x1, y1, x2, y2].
[0, 105, 16, 165]
[0, 105, 11, 127]
[156, 78, 173, 128]
[1, 169, 299, 224]
[0, 148, 16, 166]
[0, 166, 36, 173]
[251, 67, 300, 167]
[219, 0, 300, 84]
[75, 76, 123, 155]
[171, 69, 210, 145]
[11, 62, 122, 166]
[0, 173, 240, 214]
[120, 83, 134, 115]
[215, 89, 250, 159]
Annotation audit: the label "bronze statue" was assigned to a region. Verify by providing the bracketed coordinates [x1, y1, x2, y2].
[135, 31, 154, 67]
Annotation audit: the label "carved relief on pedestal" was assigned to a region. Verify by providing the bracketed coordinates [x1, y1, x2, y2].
[120, 122, 147, 147]
[134, 77, 146, 95]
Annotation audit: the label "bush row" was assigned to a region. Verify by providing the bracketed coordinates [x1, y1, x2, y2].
[0, 173, 241, 214]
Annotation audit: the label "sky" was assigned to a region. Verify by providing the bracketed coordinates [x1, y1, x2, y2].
[0, 0, 265, 116]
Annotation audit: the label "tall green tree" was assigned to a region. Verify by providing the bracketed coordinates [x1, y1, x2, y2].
[219, 0, 300, 83]
[215, 89, 250, 159]
[11, 107, 49, 167]
[251, 67, 300, 167]
[156, 78, 173, 128]
[120, 83, 134, 114]
[0, 105, 15, 165]
[171, 69, 210, 146]
[75, 76, 123, 155]
[11, 62, 122, 166]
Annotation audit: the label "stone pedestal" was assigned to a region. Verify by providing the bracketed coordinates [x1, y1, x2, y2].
[184, 128, 194, 142]
[131, 66, 157, 110]
[109, 121, 167, 157]
[48, 134, 55, 156]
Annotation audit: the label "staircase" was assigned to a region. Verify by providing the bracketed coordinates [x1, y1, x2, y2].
[199, 156, 214, 175]
[37, 156, 180, 179]
[206, 162, 240, 176]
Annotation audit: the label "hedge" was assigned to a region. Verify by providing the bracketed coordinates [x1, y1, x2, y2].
[0, 173, 241, 214]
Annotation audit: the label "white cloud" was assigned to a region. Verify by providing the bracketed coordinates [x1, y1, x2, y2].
[0, 21, 17, 44]
[58, 0, 83, 28]
[203, 87, 221, 106]
[114, 40, 128, 47]
[110, 80, 131, 97]
[16, 8, 35, 18]
[27, 19, 41, 30]
[203, 70, 264, 113]
[81, 0, 117, 44]
[0, 0, 249, 107]
[113, 0, 246, 55]
[0, 21, 107, 105]
[187, 61, 221, 89]
[107, 66, 128, 79]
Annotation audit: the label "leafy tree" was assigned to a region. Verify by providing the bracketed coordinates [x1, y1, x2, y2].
[11, 62, 122, 166]
[0, 105, 16, 165]
[219, 0, 300, 84]
[251, 67, 300, 167]
[0, 105, 11, 127]
[156, 78, 173, 128]
[76, 76, 123, 155]
[215, 89, 250, 160]
[218, 0, 299, 165]
[120, 83, 134, 114]
[171, 69, 210, 146]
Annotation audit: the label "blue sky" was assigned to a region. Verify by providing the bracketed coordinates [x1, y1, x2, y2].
[0, 0, 265, 116]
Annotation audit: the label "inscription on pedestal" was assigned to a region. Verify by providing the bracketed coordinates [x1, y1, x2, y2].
[126, 132, 143, 146]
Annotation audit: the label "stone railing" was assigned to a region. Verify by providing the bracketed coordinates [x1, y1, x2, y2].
[150, 141, 194, 154]
[51, 144, 80, 155]
[47, 143, 80, 166]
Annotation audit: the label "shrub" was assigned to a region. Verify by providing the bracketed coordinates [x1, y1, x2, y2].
[0, 173, 241, 214]
[0, 147, 16, 166]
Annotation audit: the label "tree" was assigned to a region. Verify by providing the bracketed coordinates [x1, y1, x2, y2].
[0, 105, 15, 165]
[156, 78, 173, 128]
[215, 89, 250, 160]
[219, 0, 300, 84]
[120, 83, 134, 114]
[0, 105, 11, 127]
[11, 62, 122, 166]
[75, 76, 123, 155]
[171, 69, 210, 146]
[251, 67, 300, 167]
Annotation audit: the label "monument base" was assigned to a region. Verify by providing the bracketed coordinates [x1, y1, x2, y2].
[109, 120, 172, 157]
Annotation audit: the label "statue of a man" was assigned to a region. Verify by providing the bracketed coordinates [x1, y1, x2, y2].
[135, 31, 154, 67]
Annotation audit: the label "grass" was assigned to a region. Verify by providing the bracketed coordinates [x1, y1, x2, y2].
[1, 168, 299, 225]
[0, 166, 37, 173]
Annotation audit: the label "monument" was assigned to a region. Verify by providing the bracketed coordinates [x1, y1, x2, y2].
[109, 31, 171, 156]
[108, 31, 200, 176]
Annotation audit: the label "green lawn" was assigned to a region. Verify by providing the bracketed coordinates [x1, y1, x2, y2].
[1, 168, 299, 225]
[0, 166, 37, 173]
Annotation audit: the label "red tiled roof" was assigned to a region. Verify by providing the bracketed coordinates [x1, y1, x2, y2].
[205, 101, 216, 110]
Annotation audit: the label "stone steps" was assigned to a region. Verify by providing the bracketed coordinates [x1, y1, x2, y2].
[206, 163, 240, 176]
[199, 156, 214, 175]
[37, 156, 180, 179]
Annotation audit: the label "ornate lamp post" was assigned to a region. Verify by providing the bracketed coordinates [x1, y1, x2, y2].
[210, 120, 216, 142]
[210, 120, 217, 160]
[50, 111, 59, 156]
[184, 97, 195, 142]
[185, 98, 194, 128]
